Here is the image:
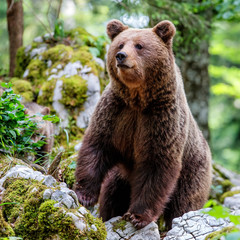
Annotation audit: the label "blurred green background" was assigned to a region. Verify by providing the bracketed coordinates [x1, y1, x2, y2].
[1, 0, 240, 172]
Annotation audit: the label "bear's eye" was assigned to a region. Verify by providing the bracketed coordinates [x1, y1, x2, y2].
[119, 44, 124, 49]
[135, 44, 143, 50]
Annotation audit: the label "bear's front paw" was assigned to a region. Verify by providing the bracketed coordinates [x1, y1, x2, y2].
[123, 212, 151, 229]
[75, 189, 98, 207]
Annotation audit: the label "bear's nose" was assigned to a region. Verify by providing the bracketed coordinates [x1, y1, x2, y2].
[116, 51, 127, 63]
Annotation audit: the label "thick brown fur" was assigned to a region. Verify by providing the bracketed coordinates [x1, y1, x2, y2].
[74, 19, 212, 229]
[24, 102, 54, 164]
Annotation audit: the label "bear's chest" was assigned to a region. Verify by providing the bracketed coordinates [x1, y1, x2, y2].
[112, 108, 140, 160]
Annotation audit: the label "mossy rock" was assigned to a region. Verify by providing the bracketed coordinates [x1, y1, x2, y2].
[0, 155, 29, 179]
[59, 153, 78, 189]
[37, 79, 57, 109]
[12, 26, 107, 145]
[0, 208, 15, 237]
[112, 219, 127, 232]
[205, 226, 239, 240]
[220, 190, 240, 203]
[1, 176, 107, 240]
[26, 59, 47, 82]
[11, 78, 34, 102]
[14, 46, 31, 78]
[211, 163, 235, 201]
[60, 75, 88, 110]
[41, 44, 73, 64]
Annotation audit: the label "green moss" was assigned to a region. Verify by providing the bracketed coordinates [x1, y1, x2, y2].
[42, 44, 73, 64]
[221, 179, 234, 191]
[112, 219, 127, 232]
[37, 200, 80, 240]
[84, 212, 107, 240]
[205, 226, 238, 239]
[67, 27, 95, 46]
[14, 46, 31, 78]
[37, 79, 56, 108]
[60, 75, 88, 110]
[71, 46, 104, 76]
[220, 190, 240, 203]
[2, 178, 47, 224]
[59, 154, 77, 188]
[0, 209, 15, 237]
[26, 59, 46, 82]
[11, 79, 34, 102]
[1, 172, 107, 239]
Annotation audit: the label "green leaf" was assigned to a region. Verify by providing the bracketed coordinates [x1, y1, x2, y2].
[9, 130, 16, 139]
[1, 82, 12, 88]
[206, 205, 230, 219]
[42, 114, 60, 123]
[229, 215, 240, 225]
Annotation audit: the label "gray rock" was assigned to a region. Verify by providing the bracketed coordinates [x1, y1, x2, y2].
[24, 45, 32, 54]
[76, 73, 101, 128]
[65, 212, 86, 231]
[42, 175, 57, 187]
[33, 36, 43, 43]
[47, 60, 52, 68]
[214, 164, 240, 186]
[52, 79, 69, 129]
[30, 46, 47, 58]
[0, 165, 45, 188]
[224, 193, 240, 210]
[78, 206, 88, 215]
[105, 216, 160, 240]
[43, 189, 53, 200]
[23, 69, 29, 78]
[74, 142, 82, 152]
[165, 210, 233, 240]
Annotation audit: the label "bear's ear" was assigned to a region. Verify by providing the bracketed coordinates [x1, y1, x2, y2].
[153, 20, 176, 46]
[107, 19, 128, 41]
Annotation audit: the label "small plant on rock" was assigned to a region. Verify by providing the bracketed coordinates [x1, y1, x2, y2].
[0, 82, 58, 160]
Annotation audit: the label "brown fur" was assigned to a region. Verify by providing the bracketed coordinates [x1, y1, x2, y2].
[74, 19, 212, 229]
[24, 102, 54, 164]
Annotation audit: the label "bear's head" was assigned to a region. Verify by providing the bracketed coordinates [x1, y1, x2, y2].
[106, 20, 176, 89]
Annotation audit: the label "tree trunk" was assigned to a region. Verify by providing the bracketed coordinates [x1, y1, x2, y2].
[7, 0, 23, 77]
[177, 40, 210, 140]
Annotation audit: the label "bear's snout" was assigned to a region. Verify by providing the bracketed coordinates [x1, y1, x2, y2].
[116, 51, 128, 64]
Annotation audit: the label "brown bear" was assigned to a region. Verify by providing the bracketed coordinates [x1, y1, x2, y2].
[74, 19, 212, 230]
[24, 102, 54, 164]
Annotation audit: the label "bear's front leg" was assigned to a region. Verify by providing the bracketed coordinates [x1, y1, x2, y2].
[74, 143, 103, 207]
[74, 138, 116, 207]
[124, 157, 182, 229]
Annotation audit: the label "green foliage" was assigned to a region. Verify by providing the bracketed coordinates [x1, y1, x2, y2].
[210, 66, 240, 99]
[209, 21, 240, 172]
[91, 0, 239, 59]
[0, 238, 23, 240]
[0, 82, 58, 160]
[0, 83, 45, 157]
[54, 19, 65, 40]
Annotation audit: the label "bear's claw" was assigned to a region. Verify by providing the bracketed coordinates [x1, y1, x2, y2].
[75, 190, 98, 207]
[123, 212, 150, 229]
